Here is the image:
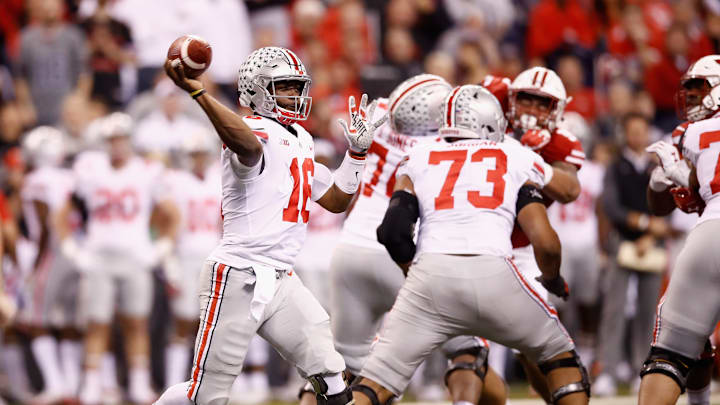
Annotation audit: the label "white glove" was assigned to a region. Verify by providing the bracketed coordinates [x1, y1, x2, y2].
[649, 166, 674, 192]
[60, 238, 93, 273]
[646, 141, 690, 188]
[338, 94, 388, 154]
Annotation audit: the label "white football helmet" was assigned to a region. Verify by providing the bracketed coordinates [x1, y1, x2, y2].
[237, 47, 312, 125]
[509, 67, 568, 131]
[98, 112, 133, 139]
[22, 126, 65, 167]
[387, 74, 452, 136]
[440, 85, 507, 142]
[676, 54, 720, 122]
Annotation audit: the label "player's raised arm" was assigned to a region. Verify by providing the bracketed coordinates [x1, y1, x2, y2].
[316, 94, 388, 213]
[163, 59, 262, 166]
[376, 174, 417, 275]
[515, 183, 567, 300]
[542, 161, 581, 203]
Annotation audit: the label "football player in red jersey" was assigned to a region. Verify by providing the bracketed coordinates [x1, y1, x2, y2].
[481, 67, 585, 402]
[642, 54, 720, 405]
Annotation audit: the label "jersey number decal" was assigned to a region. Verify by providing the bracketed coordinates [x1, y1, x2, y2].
[363, 143, 399, 198]
[93, 188, 140, 222]
[700, 131, 720, 195]
[283, 157, 314, 223]
[428, 149, 507, 210]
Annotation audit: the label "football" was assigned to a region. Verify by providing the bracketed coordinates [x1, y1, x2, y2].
[167, 35, 212, 78]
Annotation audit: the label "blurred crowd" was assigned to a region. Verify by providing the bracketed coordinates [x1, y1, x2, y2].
[0, 0, 718, 403]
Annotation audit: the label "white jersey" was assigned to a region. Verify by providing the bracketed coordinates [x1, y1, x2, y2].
[159, 165, 222, 259]
[21, 166, 75, 246]
[208, 116, 333, 270]
[547, 161, 604, 249]
[340, 99, 435, 249]
[401, 138, 547, 257]
[73, 151, 163, 263]
[682, 115, 720, 225]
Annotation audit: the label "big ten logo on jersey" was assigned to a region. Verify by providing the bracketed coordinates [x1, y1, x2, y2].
[188, 198, 220, 232]
[429, 146, 507, 210]
[556, 189, 593, 222]
[91, 188, 140, 222]
[283, 157, 314, 224]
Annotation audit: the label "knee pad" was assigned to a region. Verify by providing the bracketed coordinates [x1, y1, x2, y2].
[350, 383, 394, 405]
[443, 346, 489, 387]
[640, 346, 695, 394]
[307, 375, 354, 405]
[538, 351, 591, 403]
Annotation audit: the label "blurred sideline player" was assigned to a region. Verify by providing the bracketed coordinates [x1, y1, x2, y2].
[20, 127, 83, 403]
[546, 112, 605, 364]
[319, 74, 507, 405]
[293, 139, 343, 311]
[357, 84, 589, 405]
[58, 112, 178, 405]
[155, 46, 386, 405]
[638, 54, 720, 405]
[482, 67, 585, 400]
[157, 130, 222, 388]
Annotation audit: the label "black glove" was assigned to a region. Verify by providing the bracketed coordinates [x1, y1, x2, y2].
[535, 275, 569, 301]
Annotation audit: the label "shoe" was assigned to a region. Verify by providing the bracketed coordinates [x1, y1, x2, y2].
[593, 373, 617, 397]
[79, 383, 102, 405]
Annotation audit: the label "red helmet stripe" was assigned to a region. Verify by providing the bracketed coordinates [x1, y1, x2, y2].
[285, 49, 304, 75]
[389, 78, 439, 114]
[540, 71, 548, 87]
[532, 70, 539, 85]
[446, 86, 462, 127]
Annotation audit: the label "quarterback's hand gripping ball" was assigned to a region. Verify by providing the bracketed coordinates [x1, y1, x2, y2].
[338, 94, 388, 155]
[520, 129, 552, 151]
[535, 275, 570, 301]
[167, 35, 212, 79]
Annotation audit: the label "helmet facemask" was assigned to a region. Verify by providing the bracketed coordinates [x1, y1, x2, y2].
[676, 77, 718, 122]
[509, 90, 561, 132]
[252, 75, 312, 125]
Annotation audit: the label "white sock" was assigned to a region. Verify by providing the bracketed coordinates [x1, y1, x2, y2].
[59, 340, 83, 397]
[454, 401, 474, 405]
[165, 342, 190, 388]
[80, 368, 102, 404]
[687, 384, 711, 405]
[247, 370, 268, 390]
[101, 352, 118, 390]
[31, 335, 66, 394]
[1, 343, 31, 401]
[323, 372, 346, 396]
[129, 365, 152, 396]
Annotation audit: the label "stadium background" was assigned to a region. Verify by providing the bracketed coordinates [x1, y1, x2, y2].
[0, 0, 719, 403]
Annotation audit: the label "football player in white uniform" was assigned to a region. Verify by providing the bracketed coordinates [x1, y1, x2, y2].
[352, 85, 589, 405]
[322, 74, 506, 405]
[158, 130, 222, 388]
[155, 46, 385, 405]
[58, 113, 177, 405]
[20, 127, 82, 403]
[638, 54, 720, 405]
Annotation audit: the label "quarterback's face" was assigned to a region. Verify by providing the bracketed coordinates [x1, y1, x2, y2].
[514, 92, 553, 128]
[273, 80, 303, 110]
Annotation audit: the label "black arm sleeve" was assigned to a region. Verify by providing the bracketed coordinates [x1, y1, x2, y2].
[376, 190, 419, 264]
[516, 184, 545, 214]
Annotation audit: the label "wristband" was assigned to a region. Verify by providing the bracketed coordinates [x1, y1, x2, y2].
[333, 151, 366, 194]
[190, 88, 206, 99]
[542, 161, 554, 186]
